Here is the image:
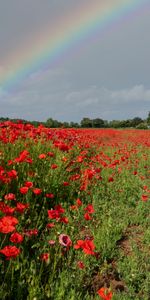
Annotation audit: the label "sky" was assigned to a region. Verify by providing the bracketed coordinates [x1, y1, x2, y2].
[0, 0, 150, 122]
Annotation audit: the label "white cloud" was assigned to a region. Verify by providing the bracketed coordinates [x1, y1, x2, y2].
[66, 85, 150, 105]
[0, 64, 150, 122]
[111, 85, 150, 103]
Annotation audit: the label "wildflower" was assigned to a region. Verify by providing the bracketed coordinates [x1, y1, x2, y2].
[141, 194, 148, 201]
[47, 152, 54, 157]
[77, 261, 85, 269]
[24, 229, 38, 237]
[74, 240, 85, 250]
[108, 176, 114, 182]
[4, 193, 16, 201]
[40, 253, 50, 262]
[46, 193, 54, 199]
[48, 240, 55, 246]
[24, 181, 33, 188]
[84, 204, 95, 214]
[62, 156, 67, 162]
[59, 234, 72, 247]
[19, 186, 29, 194]
[10, 232, 24, 243]
[63, 181, 70, 186]
[1, 216, 18, 226]
[74, 239, 95, 255]
[33, 188, 42, 195]
[1, 204, 15, 215]
[48, 205, 65, 220]
[77, 156, 84, 163]
[47, 223, 55, 229]
[48, 210, 60, 219]
[82, 240, 95, 255]
[0, 216, 18, 234]
[7, 170, 17, 179]
[133, 171, 138, 175]
[84, 213, 92, 221]
[76, 198, 82, 206]
[143, 185, 148, 190]
[97, 287, 112, 300]
[70, 205, 78, 210]
[0, 245, 21, 259]
[16, 202, 29, 214]
[15, 150, 30, 163]
[51, 164, 58, 169]
[59, 217, 69, 224]
[38, 153, 46, 159]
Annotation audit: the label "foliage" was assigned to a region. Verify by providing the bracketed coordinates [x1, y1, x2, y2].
[1, 111, 150, 128]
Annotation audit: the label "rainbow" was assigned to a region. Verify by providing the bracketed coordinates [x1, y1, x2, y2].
[0, 0, 149, 93]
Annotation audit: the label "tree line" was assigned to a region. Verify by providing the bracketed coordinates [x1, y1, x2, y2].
[0, 112, 150, 129]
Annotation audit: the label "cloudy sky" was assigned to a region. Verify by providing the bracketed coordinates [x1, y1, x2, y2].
[0, 0, 150, 122]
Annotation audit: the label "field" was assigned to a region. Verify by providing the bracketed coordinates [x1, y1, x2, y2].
[0, 121, 150, 300]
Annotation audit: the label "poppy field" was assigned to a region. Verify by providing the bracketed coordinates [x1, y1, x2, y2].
[0, 121, 150, 300]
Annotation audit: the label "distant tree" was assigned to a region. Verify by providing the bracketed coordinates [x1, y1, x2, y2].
[62, 122, 70, 128]
[130, 117, 143, 127]
[80, 118, 92, 128]
[147, 111, 150, 125]
[103, 120, 109, 128]
[46, 118, 53, 127]
[31, 121, 41, 127]
[92, 118, 105, 128]
[108, 120, 121, 128]
[69, 122, 80, 128]
[136, 122, 148, 129]
[119, 119, 132, 128]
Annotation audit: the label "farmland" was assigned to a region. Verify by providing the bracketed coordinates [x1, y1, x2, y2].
[0, 121, 150, 300]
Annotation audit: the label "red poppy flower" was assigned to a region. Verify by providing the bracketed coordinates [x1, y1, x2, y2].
[108, 176, 114, 182]
[59, 217, 69, 224]
[82, 240, 95, 255]
[16, 202, 29, 214]
[7, 170, 17, 179]
[84, 204, 95, 214]
[10, 232, 24, 243]
[0, 222, 15, 234]
[4, 193, 16, 201]
[48, 204, 65, 220]
[141, 194, 148, 201]
[19, 186, 29, 194]
[23, 229, 38, 237]
[0, 216, 18, 234]
[47, 152, 54, 157]
[84, 213, 92, 221]
[77, 261, 85, 269]
[46, 193, 54, 199]
[40, 253, 50, 262]
[0, 245, 21, 259]
[77, 156, 84, 163]
[47, 223, 55, 228]
[74, 239, 95, 255]
[51, 164, 58, 169]
[97, 287, 112, 300]
[63, 181, 70, 186]
[70, 205, 78, 210]
[74, 240, 85, 250]
[33, 188, 42, 195]
[24, 181, 33, 188]
[76, 198, 82, 206]
[1, 204, 15, 215]
[38, 153, 46, 159]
